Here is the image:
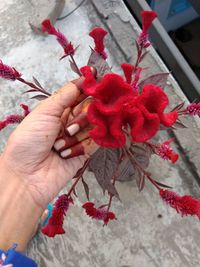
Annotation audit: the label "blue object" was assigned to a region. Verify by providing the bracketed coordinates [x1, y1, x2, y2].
[41, 203, 53, 227]
[0, 244, 37, 267]
[168, 0, 192, 18]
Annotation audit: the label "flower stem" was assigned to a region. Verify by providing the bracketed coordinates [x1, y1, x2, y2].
[70, 55, 82, 76]
[17, 77, 51, 96]
[67, 159, 89, 196]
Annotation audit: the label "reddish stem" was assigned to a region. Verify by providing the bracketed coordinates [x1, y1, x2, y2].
[67, 159, 89, 196]
[17, 77, 51, 96]
[70, 55, 82, 76]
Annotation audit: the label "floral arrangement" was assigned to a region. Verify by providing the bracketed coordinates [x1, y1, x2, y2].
[1, 11, 200, 238]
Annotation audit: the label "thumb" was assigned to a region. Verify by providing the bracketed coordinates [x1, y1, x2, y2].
[34, 78, 84, 117]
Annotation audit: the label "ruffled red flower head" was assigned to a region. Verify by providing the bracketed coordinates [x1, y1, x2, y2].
[137, 84, 178, 127]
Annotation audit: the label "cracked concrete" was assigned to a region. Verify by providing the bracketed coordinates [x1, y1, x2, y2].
[1, 0, 200, 266]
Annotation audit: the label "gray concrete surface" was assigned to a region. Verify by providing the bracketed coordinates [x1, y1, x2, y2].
[1, 0, 200, 267]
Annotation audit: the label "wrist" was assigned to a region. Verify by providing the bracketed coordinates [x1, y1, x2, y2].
[0, 162, 43, 251]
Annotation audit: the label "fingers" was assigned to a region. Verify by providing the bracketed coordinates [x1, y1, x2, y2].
[54, 127, 90, 151]
[59, 138, 98, 159]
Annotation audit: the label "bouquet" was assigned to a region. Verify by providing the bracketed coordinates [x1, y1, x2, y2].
[1, 11, 200, 238]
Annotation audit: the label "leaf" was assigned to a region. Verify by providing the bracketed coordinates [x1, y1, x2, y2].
[116, 157, 136, 182]
[171, 102, 185, 112]
[138, 173, 145, 192]
[139, 51, 149, 63]
[69, 59, 80, 75]
[73, 159, 89, 179]
[30, 94, 48, 100]
[135, 40, 140, 54]
[173, 120, 187, 129]
[32, 76, 44, 89]
[89, 148, 120, 198]
[87, 50, 111, 78]
[130, 143, 151, 169]
[154, 180, 172, 189]
[82, 178, 90, 201]
[72, 188, 78, 197]
[138, 73, 169, 89]
[23, 89, 38, 94]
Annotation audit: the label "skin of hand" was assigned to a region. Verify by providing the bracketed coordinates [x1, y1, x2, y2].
[0, 79, 97, 251]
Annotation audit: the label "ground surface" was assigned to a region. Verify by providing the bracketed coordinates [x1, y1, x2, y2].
[1, 1, 200, 267]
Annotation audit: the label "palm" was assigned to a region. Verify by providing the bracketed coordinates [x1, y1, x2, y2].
[2, 84, 88, 207]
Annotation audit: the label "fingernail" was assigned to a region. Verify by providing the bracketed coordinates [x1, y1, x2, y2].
[60, 148, 72, 158]
[66, 123, 80, 136]
[54, 139, 65, 150]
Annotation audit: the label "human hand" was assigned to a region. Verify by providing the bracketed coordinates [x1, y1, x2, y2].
[0, 79, 97, 209]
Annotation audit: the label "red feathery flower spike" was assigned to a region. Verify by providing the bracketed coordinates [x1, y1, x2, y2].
[89, 27, 108, 59]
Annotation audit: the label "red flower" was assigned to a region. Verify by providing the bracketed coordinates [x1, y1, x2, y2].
[156, 138, 179, 163]
[137, 84, 178, 127]
[89, 27, 108, 59]
[82, 202, 116, 225]
[87, 102, 126, 147]
[124, 103, 160, 142]
[0, 104, 30, 131]
[0, 60, 21, 81]
[137, 11, 157, 48]
[121, 63, 134, 84]
[186, 103, 200, 116]
[80, 66, 97, 96]
[41, 19, 75, 57]
[160, 189, 200, 219]
[41, 194, 73, 238]
[141, 11, 157, 33]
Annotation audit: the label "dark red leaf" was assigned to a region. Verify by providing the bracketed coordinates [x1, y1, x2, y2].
[89, 148, 120, 198]
[139, 73, 169, 89]
[82, 178, 90, 201]
[32, 76, 44, 89]
[139, 51, 149, 63]
[73, 159, 89, 179]
[87, 50, 111, 79]
[23, 89, 38, 94]
[173, 120, 187, 129]
[69, 59, 81, 75]
[30, 94, 48, 100]
[154, 180, 172, 189]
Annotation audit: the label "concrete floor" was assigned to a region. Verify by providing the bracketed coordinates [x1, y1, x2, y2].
[1, 1, 200, 267]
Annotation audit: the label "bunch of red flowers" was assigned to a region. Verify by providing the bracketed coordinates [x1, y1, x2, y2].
[1, 10, 200, 238]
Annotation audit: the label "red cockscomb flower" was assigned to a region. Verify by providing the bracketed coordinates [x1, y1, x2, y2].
[186, 103, 200, 116]
[160, 189, 200, 219]
[87, 102, 126, 147]
[89, 27, 108, 59]
[137, 11, 157, 48]
[0, 60, 21, 81]
[121, 63, 134, 84]
[82, 202, 116, 225]
[141, 11, 157, 33]
[0, 104, 30, 131]
[41, 19, 75, 57]
[41, 194, 73, 237]
[137, 84, 178, 127]
[156, 138, 179, 163]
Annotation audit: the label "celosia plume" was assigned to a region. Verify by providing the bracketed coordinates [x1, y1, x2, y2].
[89, 27, 108, 59]
[160, 189, 200, 219]
[156, 138, 179, 163]
[0, 60, 21, 81]
[41, 194, 73, 237]
[186, 103, 200, 116]
[41, 19, 75, 57]
[82, 202, 116, 225]
[121, 63, 134, 84]
[0, 104, 30, 131]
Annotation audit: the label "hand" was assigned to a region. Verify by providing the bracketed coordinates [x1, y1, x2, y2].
[1, 79, 97, 208]
[0, 79, 98, 250]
